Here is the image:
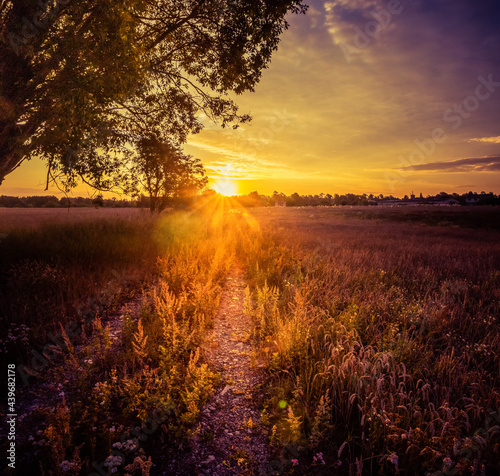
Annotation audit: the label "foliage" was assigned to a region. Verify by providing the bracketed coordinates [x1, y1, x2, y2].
[0, 0, 307, 189]
[231, 190, 500, 208]
[126, 134, 208, 212]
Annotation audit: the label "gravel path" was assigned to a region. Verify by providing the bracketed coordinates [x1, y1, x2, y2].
[169, 265, 276, 475]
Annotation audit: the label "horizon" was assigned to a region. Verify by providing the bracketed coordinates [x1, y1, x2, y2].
[1, 188, 498, 202]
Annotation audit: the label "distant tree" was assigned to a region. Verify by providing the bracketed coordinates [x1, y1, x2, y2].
[127, 135, 207, 213]
[23, 195, 58, 207]
[272, 191, 286, 205]
[247, 191, 261, 207]
[43, 196, 60, 207]
[0, 195, 24, 207]
[288, 192, 301, 206]
[92, 194, 104, 208]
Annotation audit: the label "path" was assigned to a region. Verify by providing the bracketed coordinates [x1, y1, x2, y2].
[169, 265, 275, 475]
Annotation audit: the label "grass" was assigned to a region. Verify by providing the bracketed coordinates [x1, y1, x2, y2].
[240, 207, 500, 475]
[1, 207, 240, 475]
[2, 205, 499, 475]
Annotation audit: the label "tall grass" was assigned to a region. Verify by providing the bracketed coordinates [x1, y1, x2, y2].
[1, 209, 241, 475]
[241, 208, 500, 475]
[3, 206, 499, 475]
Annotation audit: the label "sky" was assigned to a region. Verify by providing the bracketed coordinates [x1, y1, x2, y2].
[3, 0, 500, 198]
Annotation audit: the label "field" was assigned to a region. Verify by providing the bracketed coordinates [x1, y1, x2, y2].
[0, 207, 148, 230]
[1, 206, 499, 475]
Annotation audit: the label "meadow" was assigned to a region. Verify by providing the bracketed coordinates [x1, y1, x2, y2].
[1, 205, 499, 475]
[242, 207, 500, 475]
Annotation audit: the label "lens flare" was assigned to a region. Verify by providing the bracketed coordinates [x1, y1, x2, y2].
[212, 179, 237, 196]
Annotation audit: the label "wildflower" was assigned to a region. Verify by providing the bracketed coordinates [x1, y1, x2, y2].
[104, 455, 123, 470]
[123, 439, 137, 451]
[60, 460, 76, 472]
[291, 459, 299, 466]
[112, 442, 123, 450]
[313, 452, 326, 465]
[443, 457, 453, 469]
[110, 426, 116, 432]
[388, 453, 399, 469]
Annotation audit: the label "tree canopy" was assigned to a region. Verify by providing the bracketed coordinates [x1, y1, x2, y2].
[0, 0, 307, 192]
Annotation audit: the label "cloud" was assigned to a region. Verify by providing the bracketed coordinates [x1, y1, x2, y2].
[400, 156, 500, 172]
[469, 136, 500, 144]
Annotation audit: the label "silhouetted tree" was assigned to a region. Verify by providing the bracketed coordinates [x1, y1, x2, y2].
[127, 135, 207, 213]
[0, 0, 307, 189]
[92, 194, 104, 208]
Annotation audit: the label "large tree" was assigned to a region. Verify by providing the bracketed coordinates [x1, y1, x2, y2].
[128, 135, 208, 212]
[0, 0, 307, 190]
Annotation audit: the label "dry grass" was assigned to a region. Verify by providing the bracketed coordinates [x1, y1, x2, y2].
[241, 207, 500, 475]
[0, 207, 240, 475]
[0, 207, 148, 231]
[2, 205, 499, 475]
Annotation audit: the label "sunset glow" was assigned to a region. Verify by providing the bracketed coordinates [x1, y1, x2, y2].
[2, 1, 500, 198]
[211, 179, 238, 197]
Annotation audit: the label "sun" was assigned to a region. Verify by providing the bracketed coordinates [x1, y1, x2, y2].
[212, 179, 238, 196]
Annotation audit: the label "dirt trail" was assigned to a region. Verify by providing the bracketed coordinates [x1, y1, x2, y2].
[169, 265, 275, 475]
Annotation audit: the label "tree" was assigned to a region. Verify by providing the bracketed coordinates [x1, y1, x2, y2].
[127, 135, 207, 213]
[0, 0, 307, 189]
[92, 193, 104, 208]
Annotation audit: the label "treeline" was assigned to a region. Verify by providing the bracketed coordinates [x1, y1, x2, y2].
[2, 191, 500, 209]
[0, 195, 136, 208]
[233, 191, 374, 207]
[233, 191, 500, 207]
[0, 194, 209, 209]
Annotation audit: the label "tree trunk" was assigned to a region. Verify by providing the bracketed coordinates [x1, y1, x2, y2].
[0, 124, 27, 186]
[149, 195, 159, 214]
